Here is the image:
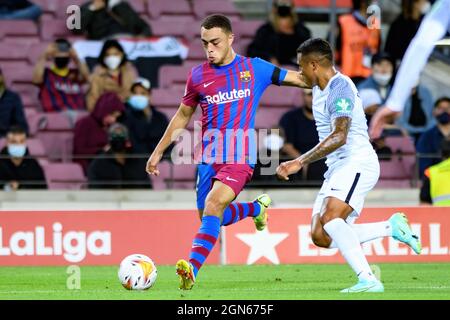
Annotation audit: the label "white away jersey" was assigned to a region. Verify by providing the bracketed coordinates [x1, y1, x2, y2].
[312, 72, 377, 169]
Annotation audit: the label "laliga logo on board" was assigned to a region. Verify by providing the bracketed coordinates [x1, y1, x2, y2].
[0, 223, 111, 263]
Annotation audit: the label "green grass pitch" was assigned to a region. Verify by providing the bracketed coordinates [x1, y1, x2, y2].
[0, 263, 449, 300]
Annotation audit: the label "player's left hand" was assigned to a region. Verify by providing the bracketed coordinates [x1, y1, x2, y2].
[369, 106, 400, 139]
[276, 159, 302, 181]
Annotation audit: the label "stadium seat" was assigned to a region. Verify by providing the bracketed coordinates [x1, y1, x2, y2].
[260, 86, 303, 108]
[0, 42, 30, 62]
[375, 179, 411, 188]
[35, 112, 80, 162]
[232, 20, 263, 40]
[192, 0, 241, 20]
[24, 108, 46, 137]
[158, 61, 198, 88]
[148, 16, 197, 41]
[1, 61, 34, 86]
[40, 17, 83, 41]
[255, 107, 292, 129]
[157, 161, 196, 189]
[385, 136, 416, 154]
[147, 0, 192, 19]
[151, 87, 185, 108]
[42, 162, 86, 189]
[0, 21, 39, 40]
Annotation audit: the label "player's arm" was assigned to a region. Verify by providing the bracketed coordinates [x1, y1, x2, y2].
[146, 103, 196, 175]
[280, 70, 311, 88]
[276, 117, 351, 180]
[370, 1, 450, 139]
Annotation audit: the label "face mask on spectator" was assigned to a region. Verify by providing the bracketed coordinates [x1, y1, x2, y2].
[373, 73, 392, 86]
[7, 144, 26, 158]
[437, 112, 450, 125]
[129, 95, 149, 110]
[263, 133, 284, 151]
[421, 1, 431, 14]
[104, 55, 122, 70]
[54, 57, 70, 69]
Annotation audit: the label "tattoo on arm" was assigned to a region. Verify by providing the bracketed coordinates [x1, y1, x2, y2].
[298, 116, 351, 165]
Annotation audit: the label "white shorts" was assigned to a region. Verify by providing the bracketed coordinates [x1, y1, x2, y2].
[312, 157, 380, 223]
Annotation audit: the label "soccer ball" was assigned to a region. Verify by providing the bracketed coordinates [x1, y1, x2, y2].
[118, 254, 158, 290]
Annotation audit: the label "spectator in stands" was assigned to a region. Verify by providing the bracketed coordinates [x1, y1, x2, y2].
[87, 39, 137, 112]
[79, 0, 152, 40]
[32, 39, 89, 119]
[87, 123, 151, 189]
[0, 0, 41, 21]
[0, 67, 29, 137]
[0, 126, 47, 190]
[420, 138, 450, 206]
[334, 0, 381, 84]
[123, 77, 169, 157]
[395, 80, 435, 144]
[73, 92, 125, 173]
[385, 0, 430, 65]
[278, 89, 326, 185]
[358, 52, 395, 122]
[416, 97, 450, 178]
[247, 0, 311, 66]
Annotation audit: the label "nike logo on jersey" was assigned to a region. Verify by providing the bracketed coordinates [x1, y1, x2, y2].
[331, 188, 341, 191]
[225, 176, 238, 182]
[203, 81, 215, 88]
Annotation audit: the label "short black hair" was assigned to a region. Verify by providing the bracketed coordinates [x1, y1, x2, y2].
[98, 39, 127, 69]
[55, 38, 71, 49]
[8, 125, 27, 136]
[297, 38, 333, 63]
[201, 14, 232, 34]
[371, 52, 395, 68]
[352, 0, 369, 10]
[434, 96, 450, 108]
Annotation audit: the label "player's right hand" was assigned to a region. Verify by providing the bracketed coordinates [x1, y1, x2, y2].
[369, 106, 400, 139]
[276, 159, 302, 181]
[146, 151, 163, 176]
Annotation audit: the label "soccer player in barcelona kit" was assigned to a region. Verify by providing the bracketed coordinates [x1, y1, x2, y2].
[146, 14, 306, 290]
[276, 38, 422, 293]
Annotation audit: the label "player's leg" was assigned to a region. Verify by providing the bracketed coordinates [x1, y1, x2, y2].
[320, 197, 384, 293]
[177, 180, 235, 290]
[214, 164, 271, 230]
[196, 164, 271, 230]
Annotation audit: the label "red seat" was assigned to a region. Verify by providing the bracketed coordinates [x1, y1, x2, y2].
[1, 61, 34, 86]
[255, 106, 292, 129]
[260, 86, 303, 108]
[0, 21, 39, 40]
[158, 62, 198, 88]
[148, 16, 197, 41]
[232, 20, 263, 39]
[375, 179, 411, 188]
[147, 0, 192, 19]
[385, 136, 416, 154]
[192, 0, 241, 19]
[42, 162, 86, 189]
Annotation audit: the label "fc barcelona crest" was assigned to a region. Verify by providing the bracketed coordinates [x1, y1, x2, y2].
[240, 70, 251, 82]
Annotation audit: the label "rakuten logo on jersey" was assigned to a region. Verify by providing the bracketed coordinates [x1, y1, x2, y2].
[0, 223, 111, 263]
[205, 88, 251, 104]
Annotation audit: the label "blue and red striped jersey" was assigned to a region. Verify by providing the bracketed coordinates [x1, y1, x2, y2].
[182, 55, 287, 164]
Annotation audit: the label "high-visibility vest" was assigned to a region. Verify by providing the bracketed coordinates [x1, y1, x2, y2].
[425, 158, 450, 206]
[338, 14, 380, 78]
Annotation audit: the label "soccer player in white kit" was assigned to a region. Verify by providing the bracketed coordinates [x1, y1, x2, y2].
[276, 38, 422, 293]
[370, 0, 450, 138]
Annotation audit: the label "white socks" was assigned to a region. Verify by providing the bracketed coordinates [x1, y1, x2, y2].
[323, 218, 376, 282]
[329, 221, 392, 248]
